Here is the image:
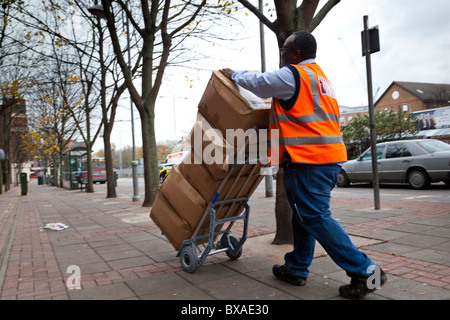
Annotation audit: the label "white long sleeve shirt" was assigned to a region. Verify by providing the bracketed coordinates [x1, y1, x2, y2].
[231, 59, 316, 101]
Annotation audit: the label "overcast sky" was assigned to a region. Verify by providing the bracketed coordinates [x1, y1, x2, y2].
[96, 0, 450, 152]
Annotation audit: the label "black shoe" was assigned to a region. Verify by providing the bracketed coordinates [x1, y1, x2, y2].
[339, 268, 387, 299]
[272, 264, 307, 286]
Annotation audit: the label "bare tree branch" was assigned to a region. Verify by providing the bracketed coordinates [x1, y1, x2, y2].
[238, 0, 276, 33]
[310, 0, 340, 32]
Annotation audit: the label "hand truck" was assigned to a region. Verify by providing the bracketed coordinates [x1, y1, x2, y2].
[176, 159, 266, 273]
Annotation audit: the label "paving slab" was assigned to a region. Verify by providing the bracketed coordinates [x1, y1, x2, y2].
[69, 282, 136, 300]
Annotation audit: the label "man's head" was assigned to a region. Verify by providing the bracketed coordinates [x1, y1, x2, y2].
[280, 31, 317, 67]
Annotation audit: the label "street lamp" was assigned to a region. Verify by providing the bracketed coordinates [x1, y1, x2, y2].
[87, 4, 105, 18]
[89, 2, 140, 201]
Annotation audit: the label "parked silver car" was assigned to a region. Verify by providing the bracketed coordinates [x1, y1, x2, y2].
[337, 139, 450, 189]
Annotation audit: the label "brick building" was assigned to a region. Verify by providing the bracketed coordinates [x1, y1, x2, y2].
[338, 81, 450, 144]
[339, 81, 450, 127]
[0, 98, 30, 184]
[374, 81, 450, 113]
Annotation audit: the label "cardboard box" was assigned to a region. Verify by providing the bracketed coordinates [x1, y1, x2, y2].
[218, 172, 263, 217]
[190, 171, 263, 241]
[159, 165, 206, 231]
[186, 112, 265, 180]
[150, 192, 192, 251]
[179, 159, 263, 219]
[198, 71, 271, 138]
[179, 156, 263, 202]
[178, 159, 221, 201]
[185, 113, 231, 180]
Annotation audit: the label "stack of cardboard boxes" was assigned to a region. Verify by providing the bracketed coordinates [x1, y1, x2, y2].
[150, 71, 271, 250]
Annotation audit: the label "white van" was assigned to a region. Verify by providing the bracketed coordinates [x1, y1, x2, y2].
[164, 151, 187, 165]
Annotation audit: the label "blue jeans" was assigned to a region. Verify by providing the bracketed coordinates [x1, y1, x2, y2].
[283, 164, 375, 279]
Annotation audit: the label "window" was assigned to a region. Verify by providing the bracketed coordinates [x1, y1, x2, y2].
[417, 140, 450, 153]
[386, 143, 412, 158]
[361, 145, 386, 161]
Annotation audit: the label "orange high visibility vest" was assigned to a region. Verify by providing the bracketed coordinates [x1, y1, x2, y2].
[269, 63, 347, 165]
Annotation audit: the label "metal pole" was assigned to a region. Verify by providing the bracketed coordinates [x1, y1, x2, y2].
[363, 15, 380, 210]
[125, 4, 140, 201]
[259, 0, 272, 198]
[258, 0, 266, 73]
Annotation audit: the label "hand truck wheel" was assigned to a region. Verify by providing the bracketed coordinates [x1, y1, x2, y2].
[221, 235, 242, 260]
[179, 245, 198, 273]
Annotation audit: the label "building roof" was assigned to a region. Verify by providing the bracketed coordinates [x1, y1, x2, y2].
[375, 81, 450, 105]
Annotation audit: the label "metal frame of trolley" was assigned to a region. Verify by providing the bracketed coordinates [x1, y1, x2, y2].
[176, 149, 268, 273]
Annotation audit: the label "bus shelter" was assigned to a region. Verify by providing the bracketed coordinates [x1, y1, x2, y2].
[62, 145, 87, 190]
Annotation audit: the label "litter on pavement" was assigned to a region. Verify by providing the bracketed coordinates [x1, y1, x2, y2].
[40, 222, 69, 232]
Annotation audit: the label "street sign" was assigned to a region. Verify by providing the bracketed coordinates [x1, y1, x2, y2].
[361, 26, 380, 56]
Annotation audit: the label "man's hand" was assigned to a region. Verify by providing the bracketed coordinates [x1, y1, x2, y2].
[219, 68, 235, 80]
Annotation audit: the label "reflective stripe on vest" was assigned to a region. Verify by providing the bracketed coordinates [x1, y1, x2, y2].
[301, 65, 323, 114]
[283, 135, 344, 146]
[270, 111, 340, 125]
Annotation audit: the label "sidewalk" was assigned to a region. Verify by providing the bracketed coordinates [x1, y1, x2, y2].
[0, 179, 449, 302]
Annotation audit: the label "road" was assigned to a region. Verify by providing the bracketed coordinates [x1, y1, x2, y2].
[332, 182, 450, 203]
[87, 176, 450, 204]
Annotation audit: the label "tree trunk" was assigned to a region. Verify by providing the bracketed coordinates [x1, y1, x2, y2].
[141, 107, 159, 207]
[272, 168, 293, 244]
[85, 109, 94, 193]
[58, 151, 63, 188]
[103, 129, 117, 198]
[5, 158, 10, 192]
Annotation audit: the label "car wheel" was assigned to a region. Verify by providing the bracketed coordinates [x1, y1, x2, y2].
[336, 170, 350, 187]
[407, 168, 430, 190]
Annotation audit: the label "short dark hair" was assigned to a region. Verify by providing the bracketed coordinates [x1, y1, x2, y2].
[292, 31, 317, 59]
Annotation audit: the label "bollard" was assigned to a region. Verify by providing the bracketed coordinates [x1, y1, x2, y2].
[20, 172, 27, 195]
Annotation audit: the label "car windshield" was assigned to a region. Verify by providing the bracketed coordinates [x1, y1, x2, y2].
[417, 140, 450, 153]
